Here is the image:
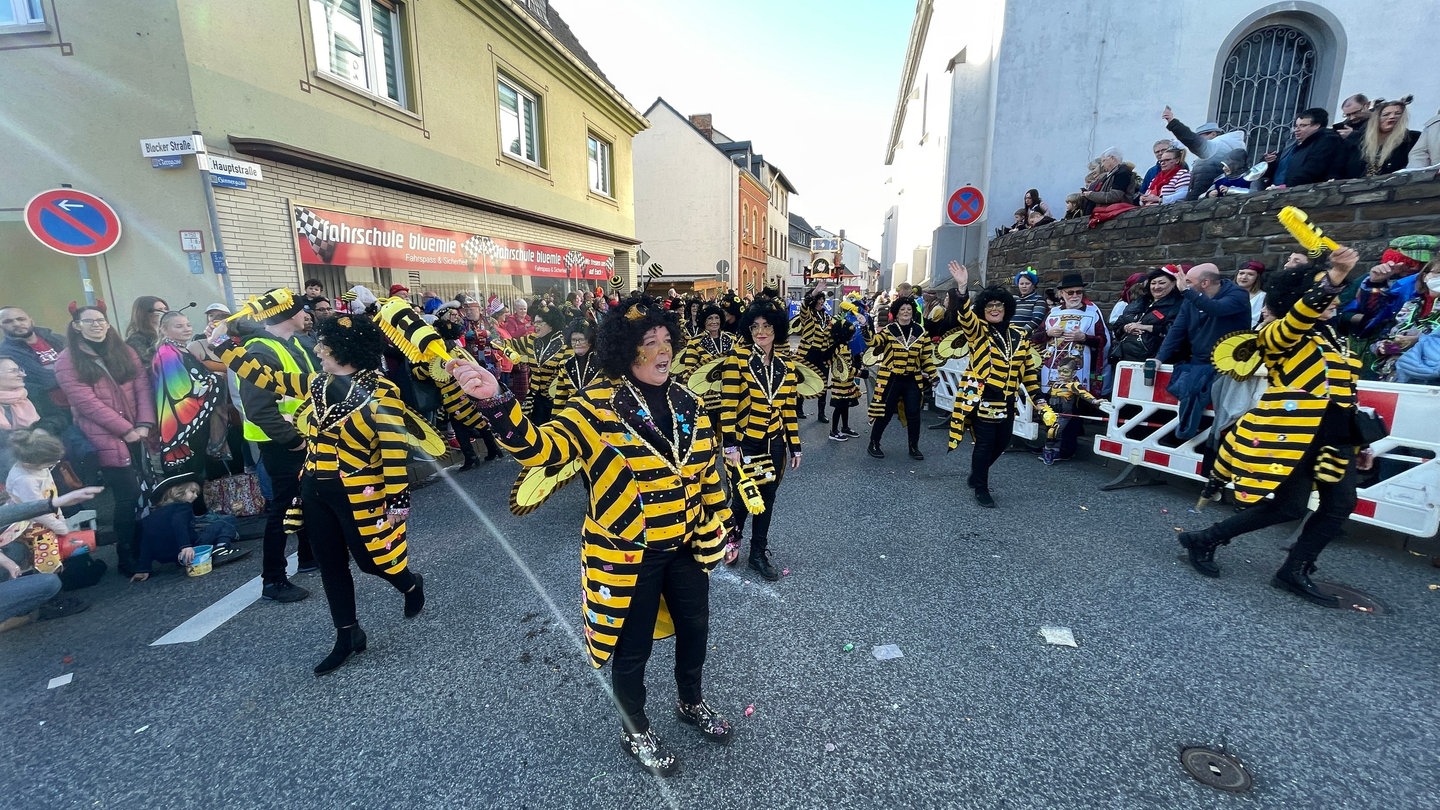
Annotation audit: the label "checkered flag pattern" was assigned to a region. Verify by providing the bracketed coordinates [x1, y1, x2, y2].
[563, 249, 586, 270]
[461, 235, 501, 262]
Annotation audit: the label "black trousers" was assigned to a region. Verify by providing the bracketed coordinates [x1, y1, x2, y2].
[728, 437, 787, 555]
[871, 375, 922, 448]
[258, 442, 314, 583]
[451, 417, 478, 462]
[301, 475, 417, 628]
[531, 394, 555, 425]
[611, 546, 709, 733]
[1207, 448, 1359, 561]
[100, 466, 142, 573]
[968, 414, 1015, 491]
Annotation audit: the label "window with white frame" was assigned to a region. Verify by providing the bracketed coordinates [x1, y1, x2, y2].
[310, 0, 408, 107]
[499, 76, 542, 165]
[0, 0, 44, 29]
[587, 134, 612, 196]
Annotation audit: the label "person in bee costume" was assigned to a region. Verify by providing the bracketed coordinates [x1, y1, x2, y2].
[550, 319, 601, 406]
[515, 303, 571, 424]
[1178, 245, 1371, 607]
[207, 309, 429, 676]
[794, 282, 834, 421]
[941, 262, 1056, 507]
[674, 304, 738, 419]
[865, 295, 936, 460]
[449, 295, 735, 778]
[717, 298, 803, 581]
[826, 318, 863, 442]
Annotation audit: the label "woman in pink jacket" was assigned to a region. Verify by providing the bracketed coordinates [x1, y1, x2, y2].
[55, 304, 156, 577]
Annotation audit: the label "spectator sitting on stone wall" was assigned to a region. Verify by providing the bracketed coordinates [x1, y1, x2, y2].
[1063, 193, 1085, 220]
[1352, 97, 1420, 177]
[1022, 189, 1052, 219]
[1079, 148, 1138, 214]
[1025, 210, 1057, 229]
[1262, 107, 1356, 188]
[1138, 139, 1178, 195]
[1138, 147, 1191, 206]
[1203, 149, 1255, 198]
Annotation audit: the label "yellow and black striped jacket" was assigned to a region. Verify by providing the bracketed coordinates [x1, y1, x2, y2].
[795, 305, 834, 356]
[514, 332, 572, 408]
[943, 298, 1045, 448]
[828, 352, 861, 403]
[866, 321, 936, 419]
[718, 345, 802, 454]
[674, 332, 738, 410]
[477, 378, 731, 668]
[220, 343, 413, 573]
[550, 352, 600, 406]
[1213, 282, 1362, 503]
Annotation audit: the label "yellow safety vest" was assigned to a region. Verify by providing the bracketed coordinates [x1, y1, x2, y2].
[241, 336, 315, 442]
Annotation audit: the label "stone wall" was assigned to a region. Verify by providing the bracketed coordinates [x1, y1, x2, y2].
[986, 172, 1440, 307]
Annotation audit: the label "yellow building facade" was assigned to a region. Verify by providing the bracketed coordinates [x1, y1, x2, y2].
[1, 0, 644, 331]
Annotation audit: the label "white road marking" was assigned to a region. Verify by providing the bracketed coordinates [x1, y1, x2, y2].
[150, 554, 297, 646]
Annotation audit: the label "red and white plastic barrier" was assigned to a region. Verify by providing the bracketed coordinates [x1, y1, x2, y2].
[1094, 361, 1440, 539]
[933, 356, 1041, 441]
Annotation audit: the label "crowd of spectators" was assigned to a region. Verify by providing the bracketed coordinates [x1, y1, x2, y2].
[1000, 93, 1440, 237]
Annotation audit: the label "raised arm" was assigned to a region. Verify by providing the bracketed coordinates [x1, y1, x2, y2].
[1260, 247, 1359, 353]
[449, 360, 584, 469]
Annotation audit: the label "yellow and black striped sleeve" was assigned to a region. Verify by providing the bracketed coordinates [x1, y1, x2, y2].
[717, 355, 746, 448]
[954, 295, 987, 347]
[219, 342, 313, 399]
[782, 369, 802, 454]
[1019, 342, 1046, 403]
[477, 394, 585, 469]
[695, 410, 730, 514]
[674, 339, 704, 378]
[1260, 282, 1333, 354]
[372, 399, 412, 502]
[550, 359, 579, 406]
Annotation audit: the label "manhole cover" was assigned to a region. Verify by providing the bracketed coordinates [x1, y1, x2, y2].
[1179, 746, 1252, 792]
[1312, 581, 1390, 615]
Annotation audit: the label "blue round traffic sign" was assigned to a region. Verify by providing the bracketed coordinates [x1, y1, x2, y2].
[947, 186, 985, 226]
[24, 188, 123, 257]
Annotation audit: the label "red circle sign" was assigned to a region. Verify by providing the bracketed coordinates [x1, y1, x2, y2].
[24, 188, 123, 257]
[947, 186, 985, 226]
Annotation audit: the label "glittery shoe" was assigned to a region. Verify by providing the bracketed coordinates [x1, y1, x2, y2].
[676, 700, 734, 744]
[621, 728, 679, 777]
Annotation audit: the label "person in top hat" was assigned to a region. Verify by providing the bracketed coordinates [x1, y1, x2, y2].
[1031, 273, 1107, 459]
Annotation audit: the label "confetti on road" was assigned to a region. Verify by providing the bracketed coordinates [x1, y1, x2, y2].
[781, 568, 790, 576]
[843, 643, 854, 652]
[744, 704, 755, 717]
[134, 725, 150, 734]
[47, 673, 73, 689]
[1429, 585, 1439, 591]
[1079, 506, 1089, 511]
[872, 644, 904, 661]
[1159, 508, 1169, 514]
[825, 743, 836, 752]
[1039, 626, 1078, 647]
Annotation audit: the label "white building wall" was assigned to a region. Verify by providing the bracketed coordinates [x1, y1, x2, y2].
[888, 0, 1440, 285]
[765, 179, 790, 292]
[633, 105, 735, 282]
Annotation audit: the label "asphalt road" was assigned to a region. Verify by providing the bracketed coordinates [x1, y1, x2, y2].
[5, 416, 1440, 809]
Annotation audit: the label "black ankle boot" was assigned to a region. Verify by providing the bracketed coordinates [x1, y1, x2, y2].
[1271, 555, 1339, 607]
[749, 551, 779, 581]
[908, 445, 924, 460]
[1178, 528, 1224, 578]
[404, 572, 425, 618]
[314, 625, 367, 676]
[867, 441, 884, 459]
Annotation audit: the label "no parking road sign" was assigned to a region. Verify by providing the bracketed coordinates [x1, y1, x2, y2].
[24, 188, 123, 257]
[946, 185, 985, 226]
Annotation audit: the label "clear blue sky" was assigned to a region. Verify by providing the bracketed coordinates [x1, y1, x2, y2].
[548, 0, 915, 250]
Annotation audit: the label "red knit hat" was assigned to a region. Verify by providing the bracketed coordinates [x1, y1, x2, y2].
[389, 284, 410, 296]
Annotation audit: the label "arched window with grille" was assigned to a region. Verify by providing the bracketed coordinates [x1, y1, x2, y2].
[1211, 6, 1346, 165]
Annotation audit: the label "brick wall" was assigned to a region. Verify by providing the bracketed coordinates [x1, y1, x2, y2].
[986, 172, 1440, 308]
[211, 152, 633, 301]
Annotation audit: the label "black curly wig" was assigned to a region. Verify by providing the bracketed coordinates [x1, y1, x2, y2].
[738, 297, 790, 345]
[1263, 255, 1328, 318]
[532, 304, 568, 333]
[889, 295, 919, 319]
[699, 304, 724, 329]
[829, 316, 856, 345]
[316, 314, 386, 371]
[595, 295, 685, 379]
[972, 286, 1017, 323]
[565, 318, 595, 347]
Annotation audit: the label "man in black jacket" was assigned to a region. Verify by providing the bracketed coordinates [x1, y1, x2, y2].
[1264, 107, 1356, 187]
[0, 307, 69, 421]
